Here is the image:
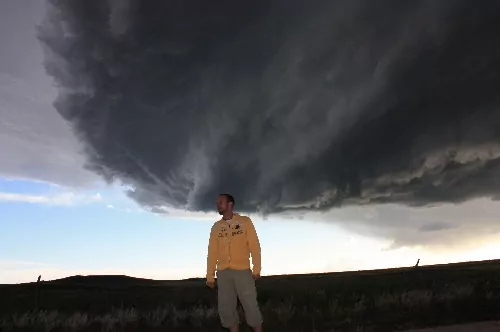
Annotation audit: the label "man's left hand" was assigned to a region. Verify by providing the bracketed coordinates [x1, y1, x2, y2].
[252, 274, 260, 280]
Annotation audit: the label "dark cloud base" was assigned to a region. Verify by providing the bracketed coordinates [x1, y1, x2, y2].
[38, 0, 500, 214]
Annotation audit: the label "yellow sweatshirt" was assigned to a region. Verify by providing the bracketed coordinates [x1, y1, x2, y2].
[206, 213, 261, 282]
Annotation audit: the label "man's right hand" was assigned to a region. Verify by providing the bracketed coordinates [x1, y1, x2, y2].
[206, 280, 215, 289]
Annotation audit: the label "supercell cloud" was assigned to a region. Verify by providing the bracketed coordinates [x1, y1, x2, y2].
[38, 0, 500, 214]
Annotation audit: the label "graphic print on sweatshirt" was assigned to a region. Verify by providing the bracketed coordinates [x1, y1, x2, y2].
[217, 222, 243, 238]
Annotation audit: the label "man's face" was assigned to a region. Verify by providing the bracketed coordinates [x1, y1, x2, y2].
[216, 195, 229, 215]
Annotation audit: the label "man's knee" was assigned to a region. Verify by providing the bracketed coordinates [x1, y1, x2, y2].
[219, 307, 239, 328]
[241, 302, 262, 327]
[239, 291, 263, 327]
[218, 291, 239, 327]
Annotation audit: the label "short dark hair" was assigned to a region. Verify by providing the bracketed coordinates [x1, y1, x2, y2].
[220, 193, 235, 207]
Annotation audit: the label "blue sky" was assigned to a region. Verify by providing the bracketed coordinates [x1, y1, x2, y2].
[0, 178, 366, 282]
[2, 176, 500, 284]
[0, 178, 362, 283]
[2, 0, 500, 284]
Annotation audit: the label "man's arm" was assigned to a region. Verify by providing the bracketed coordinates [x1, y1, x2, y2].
[206, 224, 218, 283]
[246, 217, 261, 276]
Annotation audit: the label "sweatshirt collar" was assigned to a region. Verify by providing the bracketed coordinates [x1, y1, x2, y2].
[219, 212, 240, 223]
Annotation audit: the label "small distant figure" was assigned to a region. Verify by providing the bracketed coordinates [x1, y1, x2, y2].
[206, 193, 263, 332]
[415, 259, 420, 268]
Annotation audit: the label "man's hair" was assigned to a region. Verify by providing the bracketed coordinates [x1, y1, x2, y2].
[220, 193, 235, 207]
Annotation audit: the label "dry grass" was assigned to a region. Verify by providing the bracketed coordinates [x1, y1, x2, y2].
[2, 261, 500, 331]
[1, 284, 497, 332]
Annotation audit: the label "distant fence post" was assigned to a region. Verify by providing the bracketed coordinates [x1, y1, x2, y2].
[35, 275, 41, 311]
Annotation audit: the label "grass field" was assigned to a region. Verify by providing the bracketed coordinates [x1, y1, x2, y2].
[1, 259, 500, 331]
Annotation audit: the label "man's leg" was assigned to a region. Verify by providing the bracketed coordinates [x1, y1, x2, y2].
[233, 269, 263, 332]
[217, 269, 239, 331]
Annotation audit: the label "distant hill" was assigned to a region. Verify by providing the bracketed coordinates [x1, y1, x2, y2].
[48, 275, 160, 287]
[3, 258, 499, 288]
[1, 259, 500, 329]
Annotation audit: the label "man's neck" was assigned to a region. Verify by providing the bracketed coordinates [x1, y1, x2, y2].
[222, 211, 234, 221]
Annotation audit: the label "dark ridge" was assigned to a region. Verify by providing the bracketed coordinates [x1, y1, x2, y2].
[41, 275, 160, 287]
[3, 258, 499, 287]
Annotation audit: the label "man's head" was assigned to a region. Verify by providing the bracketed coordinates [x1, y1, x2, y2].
[217, 193, 235, 215]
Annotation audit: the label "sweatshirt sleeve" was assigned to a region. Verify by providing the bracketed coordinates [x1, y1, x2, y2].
[245, 217, 261, 275]
[206, 224, 218, 282]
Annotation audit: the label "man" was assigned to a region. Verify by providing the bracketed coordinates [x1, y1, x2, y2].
[206, 193, 263, 332]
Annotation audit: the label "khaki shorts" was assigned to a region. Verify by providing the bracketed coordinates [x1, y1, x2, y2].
[216, 269, 263, 328]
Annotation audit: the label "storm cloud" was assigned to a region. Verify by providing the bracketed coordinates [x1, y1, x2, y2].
[37, 0, 500, 214]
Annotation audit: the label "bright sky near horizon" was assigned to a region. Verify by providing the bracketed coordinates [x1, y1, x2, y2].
[1, 1, 500, 284]
[3, 175, 500, 284]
